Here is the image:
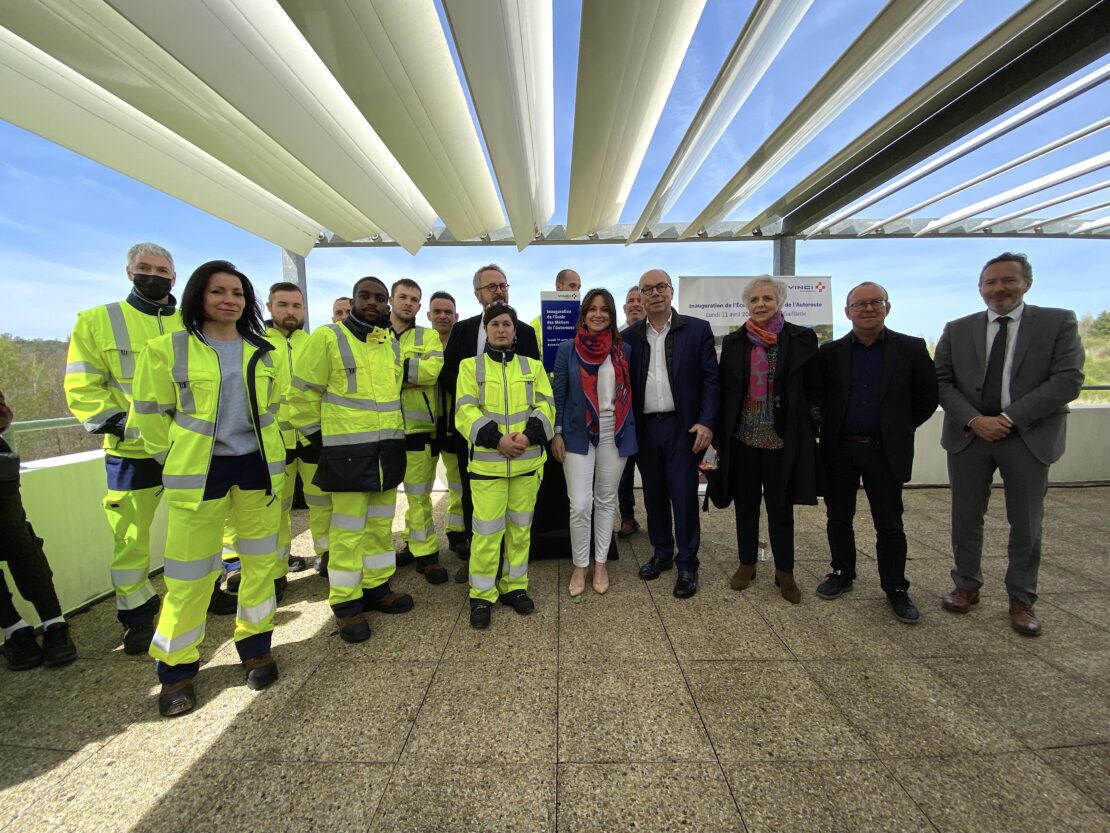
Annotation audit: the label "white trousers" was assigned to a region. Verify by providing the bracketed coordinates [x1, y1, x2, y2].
[563, 413, 625, 567]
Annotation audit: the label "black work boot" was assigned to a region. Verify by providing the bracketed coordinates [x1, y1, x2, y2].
[243, 654, 280, 690]
[3, 626, 43, 671]
[338, 613, 371, 644]
[415, 554, 448, 585]
[158, 680, 196, 717]
[395, 544, 415, 567]
[499, 590, 535, 616]
[469, 599, 492, 630]
[122, 621, 155, 655]
[41, 622, 78, 667]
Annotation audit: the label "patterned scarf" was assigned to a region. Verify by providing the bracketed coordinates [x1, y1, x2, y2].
[744, 312, 785, 407]
[574, 326, 632, 442]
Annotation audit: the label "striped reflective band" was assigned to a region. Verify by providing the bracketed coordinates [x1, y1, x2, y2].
[406, 357, 420, 385]
[473, 516, 506, 535]
[366, 502, 396, 519]
[533, 412, 554, 439]
[163, 552, 224, 581]
[151, 622, 205, 655]
[455, 395, 479, 408]
[322, 392, 401, 412]
[171, 331, 195, 412]
[258, 412, 275, 428]
[327, 568, 362, 588]
[133, 399, 166, 415]
[292, 375, 325, 392]
[174, 412, 215, 436]
[304, 493, 331, 507]
[409, 525, 436, 541]
[237, 596, 277, 624]
[66, 361, 105, 376]
[469, 573, 496, 590]
[162, 473, 207, 490]
[267, 459, 284, 476]
[322, 429, 405, 445]
[468, 415, 493, 445]
[111, 567, 148, 586]
[403, 409, 432, 423]
[236, 533, 278, 556]
[84, 408, 125, 431]
[508, 510, 534, 527]
[106, 303, 135, 378]
[403, 480, 433, 495]
[327, 324, 358, 394]
[116, 584, 157, 610]
[447, 480, 463, 492]
[332, 513, 365, 531]
[281, 497, 294, 512]
[506, 561, 529, 579]
[362, 551, 395, 571]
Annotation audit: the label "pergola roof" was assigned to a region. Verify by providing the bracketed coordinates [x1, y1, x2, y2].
[1, 0, 1108, 255]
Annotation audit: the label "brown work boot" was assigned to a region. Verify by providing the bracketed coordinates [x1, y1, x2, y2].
[1009, 600, 1042, 637]
[158, 680, 196, 718]
[942, 587, 980, 613]
[617, 518, 640, 539]
[242, 654, 279, 690]
[338, 614, 371, 644]
[775, 570, 801, 604]
[730, 563, 756, 591]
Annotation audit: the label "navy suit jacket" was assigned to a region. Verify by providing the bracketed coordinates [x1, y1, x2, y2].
[625, 310, 720, 439]
[552, 339, 638, 457]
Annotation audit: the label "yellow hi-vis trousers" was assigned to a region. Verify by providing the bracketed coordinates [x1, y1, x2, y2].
[276, 456, 332, 576]
[328, 490, 397, 612]
[103, 485, 162, 620]
[441, 448, 464, 535]
[402, 445, 438, 557]
[469, 472, 541, 603]
[150, 488, 280, 667]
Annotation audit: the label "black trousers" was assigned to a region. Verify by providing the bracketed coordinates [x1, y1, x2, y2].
[823, 439, 909, 593]
[0, 476, 63, 628]
[617, 455, 637, 522]
[731, 439, 793, 571]
[637, 414, 701, 571]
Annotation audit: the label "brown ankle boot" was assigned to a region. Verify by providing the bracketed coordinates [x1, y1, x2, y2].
[775, 570, 801, 604]
[730, 563, 756, 591]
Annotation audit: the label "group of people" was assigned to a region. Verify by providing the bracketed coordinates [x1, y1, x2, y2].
[0, 244, 1084, 722]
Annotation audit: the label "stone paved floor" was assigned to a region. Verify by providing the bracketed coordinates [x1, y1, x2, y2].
[1, 486, 1108, 832]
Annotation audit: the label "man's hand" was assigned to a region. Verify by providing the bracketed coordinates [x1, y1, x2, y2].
[968, 415, 1012, 442]
[508, 431, 530, 453]
[497, 434, 522, 458]
[689, 423, 713, 454]
[551, 434, 566, 464]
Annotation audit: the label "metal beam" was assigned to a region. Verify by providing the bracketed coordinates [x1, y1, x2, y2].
[282, 249, 309, 329]
[968, 177, 1110, 231]
[773, 236, 796, 275]
[1017, 197, 1110, 231]
[740, 0, 1110, 237]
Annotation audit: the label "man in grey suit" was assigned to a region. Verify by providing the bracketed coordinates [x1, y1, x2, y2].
[934, 252, 1085, 636]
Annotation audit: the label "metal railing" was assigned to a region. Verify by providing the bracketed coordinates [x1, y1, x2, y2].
[1, 416, 79, 455]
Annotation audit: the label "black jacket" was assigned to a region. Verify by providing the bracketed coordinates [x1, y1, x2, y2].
[715, 322, 822, 507]
[819, 328, 938, 483]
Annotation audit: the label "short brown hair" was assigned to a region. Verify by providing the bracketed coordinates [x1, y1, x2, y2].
[576, 288, 621, 343]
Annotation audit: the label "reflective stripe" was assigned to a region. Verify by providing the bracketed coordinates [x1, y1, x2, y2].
[123, 426, 141, 440]
[316, 534, 330, 549]
[237, 596, 277, 624]
[237, 533, 278, 556]
[163, 552, 224, 581]
[162, 473, 207, 489]
[278, 544, 292, 560]
[299, 422, 321, 436]
[304, 493, 331, 506]
[327, 324, 358, 394]
[171, 331, 195, 412]
[468, 415, 494, 445]
[470, 573, 496, 590]
[84, 408, 125, 431]
[406, 357, 420, 385]
[525, 380, 534, 406]
[536, 392, 555, 404]
[174, 412, 216, 436]
[507, 561, 528, 579]
[391, 336, 401, 363]
[447, 480, 463, 492]
[116, 584, 156, 610]
[410, 525, 436, 541]
[258, 412, 275, 428]
[111, 567, 148, 586]
[106, 303, 135, 378]
[152, 450, 168, 466]
[473, 516, 506, 535]
[132, 399, 165, 415]
[403, 409, 432, 423]
[472, 449, 506, 463]
[516, 446, 542, 460]
[267, 459, 284, 476]
[322, 392, 401, 412]
[533, 412, 554, 440]
[504, 408, 532, 423]
[108, 377, 133, 397]
[508, 510, 534, 526]
[322, 429, 405, 445]
[328, 568, 362, 588]
[281, 497, 294, 511]
[404, 480, 433, 495]
[447, 512, 464, 527]
[151, 622, 205, 655]
[332, 512, 365, 531]
[366, 503, 395, 519]
[66, 361, 105, 376]
[455, 395, 480, 407]
[426, 350, 443, 358]
[278, 420, 295, 431]
[362, 551, 395, 571]
[517, 354, 529, 374]
[292, 375, 325, 392]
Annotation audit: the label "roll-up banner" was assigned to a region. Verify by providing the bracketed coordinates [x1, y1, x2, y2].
[678, 276, 834, 345]
[539, 290, 580, 371]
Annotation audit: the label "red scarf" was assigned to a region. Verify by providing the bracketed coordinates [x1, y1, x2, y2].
[574, 326, 631, 442]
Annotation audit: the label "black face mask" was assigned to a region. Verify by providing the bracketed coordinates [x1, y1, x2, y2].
[132, 273, 172, 301]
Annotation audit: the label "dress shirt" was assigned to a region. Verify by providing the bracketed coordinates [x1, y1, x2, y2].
[842, 329, 885, 437]
[985, 304, 1024, 412]
[597, 355, 615, 414]
[643, 313, 676, 414]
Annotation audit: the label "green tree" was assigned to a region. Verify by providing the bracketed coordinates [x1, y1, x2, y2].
[1090, 310, 1110, 339]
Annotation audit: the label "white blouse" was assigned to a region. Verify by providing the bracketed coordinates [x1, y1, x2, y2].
[596, 355, 615, 414]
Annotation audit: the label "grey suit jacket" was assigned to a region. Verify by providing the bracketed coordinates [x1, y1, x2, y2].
[934, 304, 1085, 464]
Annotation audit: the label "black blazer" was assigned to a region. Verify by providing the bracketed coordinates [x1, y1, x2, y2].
[438, 313, 540, 440]
[716, 322, 822, 507]
[819, 328, 938, 483]
[625, 310, 720, 436]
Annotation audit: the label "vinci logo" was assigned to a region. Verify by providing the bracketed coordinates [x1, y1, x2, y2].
[793, 281, 827, 292]
[814, 281, 826, 292]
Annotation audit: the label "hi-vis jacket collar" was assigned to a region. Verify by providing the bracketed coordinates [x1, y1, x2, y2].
[125, 288, 177, 316]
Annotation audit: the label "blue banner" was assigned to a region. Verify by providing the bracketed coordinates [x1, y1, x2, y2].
[539, 291, 580, 371]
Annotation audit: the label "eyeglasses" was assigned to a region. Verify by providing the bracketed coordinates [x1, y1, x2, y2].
[848, 299, 888, 310]
[639, 283, 672, 296]
[479, 283, 509, 292]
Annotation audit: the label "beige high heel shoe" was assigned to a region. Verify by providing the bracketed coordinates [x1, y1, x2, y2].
[592, 562, 609, 594]
[568, 566, 587, 597]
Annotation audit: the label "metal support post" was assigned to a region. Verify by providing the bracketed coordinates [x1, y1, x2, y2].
[281, 249, 309, 329]
[773, 235, 796, 276]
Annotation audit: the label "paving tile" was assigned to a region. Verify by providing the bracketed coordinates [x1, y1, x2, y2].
[372, 760, 554, 833]
[805, 659, 1023, 758]
[979, 559, 1107, 594]
[890, 752, 1109, 833]
[878, 605, 1029, 659]
[925, 655, 1110, 748]
[404, 661, 556, 763]
[748, 592, 906, 660]
[558, 590, 673, 663]
[685, 661, 870, 762]
[557, 763, 742, 833]
[558, 660, 714, 762]
[442, 585, 557, 664]
[1037, 744, 1110, 813]
[724, 760, 933, 833]
[0, 744, 100, 829]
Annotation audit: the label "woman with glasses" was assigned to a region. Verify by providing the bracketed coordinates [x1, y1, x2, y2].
[551, 289, 637, 596]
[714, 277, 821, 604]
[130, 260, 287, 716]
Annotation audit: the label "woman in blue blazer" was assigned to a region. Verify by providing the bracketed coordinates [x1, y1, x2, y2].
[552, 289, 638, 596]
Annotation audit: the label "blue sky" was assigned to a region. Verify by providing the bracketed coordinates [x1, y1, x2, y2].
[1, 0, 1107, 344]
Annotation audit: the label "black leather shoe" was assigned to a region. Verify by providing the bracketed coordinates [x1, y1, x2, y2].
[396, 545, 415, 567]
[158, 680, 196, 717]
[887, 591, 920, 624]
[41, 623, 78, 667]
[122, 622, 155, 655]
[469, 600, 492, 629]
[499, 590, 535, 616]
[816, 571, 853, 600]
[638, 555, 674, 580]
[209, 580, 238, 616]
[287, 555, 309, 573]
[243, 654, 279, 690]
[673, 570, 699, 598]
[338, 614, 371, 644]
[3, 626, 42, 671]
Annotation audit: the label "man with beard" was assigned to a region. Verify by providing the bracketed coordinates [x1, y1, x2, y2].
[426, 291, 465, 555]
[288, 276, 413, 643]
[65, 242, 185, 654]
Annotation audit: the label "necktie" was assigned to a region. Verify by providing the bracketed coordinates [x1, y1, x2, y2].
[981, 316, 1010, 416]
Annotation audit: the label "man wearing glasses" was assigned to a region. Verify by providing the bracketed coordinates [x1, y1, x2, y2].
[626, 269, 719, 599]
[439, 265, 540, 569]
[814, 282, 938, 624]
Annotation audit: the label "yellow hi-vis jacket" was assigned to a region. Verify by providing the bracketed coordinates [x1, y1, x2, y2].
[264, 325, 309, 450]
[393, 324, 443, 436]
[455, 349, 555, 477]
[64, 293, 184, 459]
[128, 330, 287, 508]
[287, 321, 405, 492]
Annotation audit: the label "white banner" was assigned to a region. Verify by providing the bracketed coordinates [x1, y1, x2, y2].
[678, 275, 834, 344]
